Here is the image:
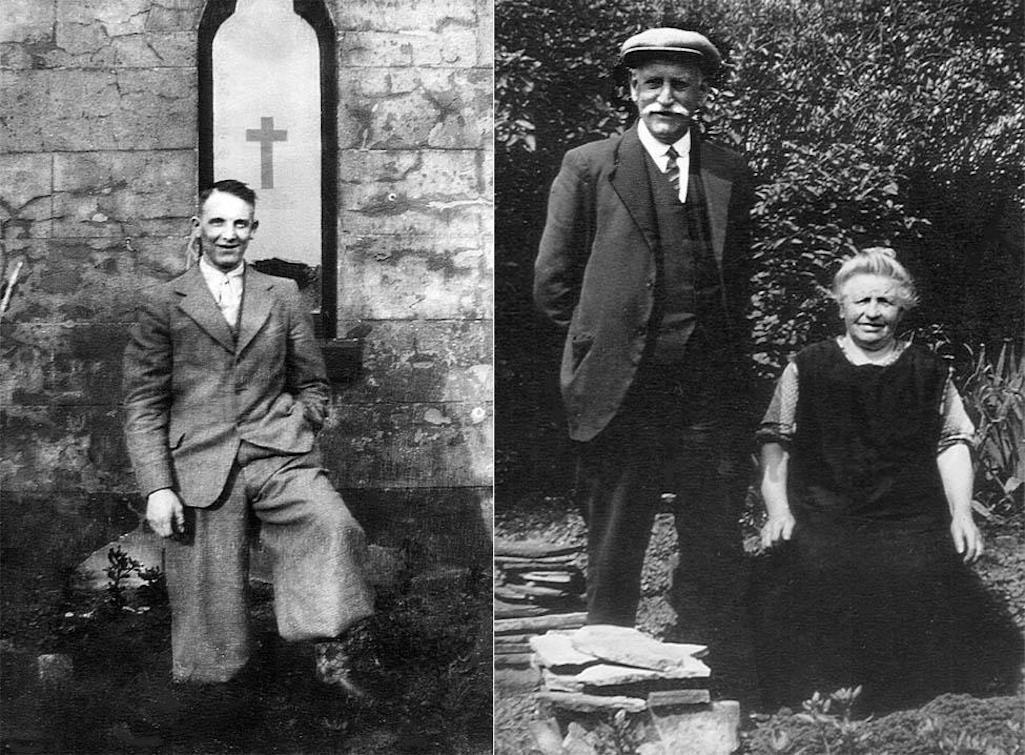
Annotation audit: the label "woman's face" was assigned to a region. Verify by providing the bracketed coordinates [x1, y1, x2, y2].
[838, 273, 904, 351]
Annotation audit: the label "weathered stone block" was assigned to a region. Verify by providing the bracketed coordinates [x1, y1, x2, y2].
[0, 154, 53, 240]
[338, 235, 490, 320]
[339, 149, 486, 236]
[1, 322, 129, 411]
[338, 67, 491, 150]
[0, 405, 133, 494]
[339, 29, 478, 68]
[0, 0, 55, 44]
[335, 0, 476, 33]
[2, 70, 194, 151]
[53, 151, 194, 238]
[648, 700, 741, 755]
[339, 487, 492, 567]
[145, 1, 203, 33]
[337, 320, 491, 402]
[475, 0, 493, 67]
[320, 400, 491, 487]
[1, 238, 179, 324]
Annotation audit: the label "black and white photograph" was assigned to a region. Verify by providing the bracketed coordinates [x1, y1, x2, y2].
[1, 1, 493, 752]
[494, 1, 1024, 752]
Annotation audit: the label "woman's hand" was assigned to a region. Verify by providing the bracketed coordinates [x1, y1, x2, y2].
[950, 513, 983, 563]
[761, 512, 796, 549]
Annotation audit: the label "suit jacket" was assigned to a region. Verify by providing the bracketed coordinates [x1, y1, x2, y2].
[534, 125, 754, 442]
[122, 265, 328, 507]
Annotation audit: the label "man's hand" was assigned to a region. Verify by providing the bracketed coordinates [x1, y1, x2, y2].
[147, 488, 185, 538]
[760, 512, 796, 550]
[950, 513, 983, 564]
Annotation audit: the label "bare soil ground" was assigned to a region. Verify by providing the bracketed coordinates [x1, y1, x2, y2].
[494, 495, 1025, 754]
[1, 569, 492, 754]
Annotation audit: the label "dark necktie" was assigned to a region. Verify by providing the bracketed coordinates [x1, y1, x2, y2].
[665, 146, 681, 196]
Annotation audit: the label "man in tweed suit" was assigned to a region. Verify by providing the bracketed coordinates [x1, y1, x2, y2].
[123, 179, 373, 689]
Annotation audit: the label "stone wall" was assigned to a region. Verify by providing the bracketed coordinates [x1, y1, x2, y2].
[0, 0, 493, 607]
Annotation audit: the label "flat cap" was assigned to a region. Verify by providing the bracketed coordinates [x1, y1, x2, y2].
[620, 28, 721, 73]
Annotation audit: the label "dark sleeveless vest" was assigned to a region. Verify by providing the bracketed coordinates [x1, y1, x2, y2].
[643, 144, 719, 364]
[789, 340, 950, 526]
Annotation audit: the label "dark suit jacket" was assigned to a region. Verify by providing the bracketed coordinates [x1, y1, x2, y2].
[122, 265, 328, 507]
[534, 125, 753, 442]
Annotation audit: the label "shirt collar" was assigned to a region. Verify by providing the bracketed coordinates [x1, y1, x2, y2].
[637, 120, 691, 164]
[198, 255, 245, 282]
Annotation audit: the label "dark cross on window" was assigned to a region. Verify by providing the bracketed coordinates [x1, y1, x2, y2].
[245, 117, 288, 189]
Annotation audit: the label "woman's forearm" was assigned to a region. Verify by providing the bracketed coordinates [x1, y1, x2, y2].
[760, 442, 792, 516]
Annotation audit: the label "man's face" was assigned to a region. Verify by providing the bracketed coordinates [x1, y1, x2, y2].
[630, 59, 707, 144]
[192, 190, 258, 273]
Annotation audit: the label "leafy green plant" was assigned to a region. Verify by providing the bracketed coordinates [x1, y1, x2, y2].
[917, 715, 1023, 755]
[961, 342, 1025, 519]
[104, 546, 142, 610]
[795, 687, 871, 755]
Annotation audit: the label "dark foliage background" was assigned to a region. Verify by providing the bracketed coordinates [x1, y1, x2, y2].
[496, 0, 1024, 499]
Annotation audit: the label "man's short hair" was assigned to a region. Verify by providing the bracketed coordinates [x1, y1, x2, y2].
[199, 179, 257, 211]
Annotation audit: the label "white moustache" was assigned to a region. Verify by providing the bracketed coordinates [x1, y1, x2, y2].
[641, 103, 692, 118]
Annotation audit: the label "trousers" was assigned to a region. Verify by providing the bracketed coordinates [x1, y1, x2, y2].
[574, 342, 757, 699]
[163, 440, 374, 683]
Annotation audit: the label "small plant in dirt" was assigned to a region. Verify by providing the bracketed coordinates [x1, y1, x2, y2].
[104, 546, 142, 610]
[750, 686, 872, 754]
[794, 687, 871, 755]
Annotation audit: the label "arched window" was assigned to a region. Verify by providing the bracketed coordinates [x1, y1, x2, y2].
[199, 0, 338, 338]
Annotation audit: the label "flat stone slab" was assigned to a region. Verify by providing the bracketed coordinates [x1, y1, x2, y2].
[570, 625, 707, 672]
[495, 612, 588, 635]
[516, 570, 577, 584]
[570, 661, 711, 689]
[495, 539, 582, 558]
[537, 691, 647, 713]
[648, 689, 711, 707]
[529, 632, 595, 667]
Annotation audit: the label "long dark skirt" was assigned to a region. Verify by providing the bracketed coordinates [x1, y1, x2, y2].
[750, 517, 1022, 714]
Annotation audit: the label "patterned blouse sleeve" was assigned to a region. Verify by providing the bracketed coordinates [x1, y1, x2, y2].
[938, 369, 977, 453]
[756, 360, 799, 445]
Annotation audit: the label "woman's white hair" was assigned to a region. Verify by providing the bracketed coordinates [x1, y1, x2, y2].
[831, 247, 919, 310]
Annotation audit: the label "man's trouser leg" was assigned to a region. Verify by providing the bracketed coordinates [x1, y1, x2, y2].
[247, 448, 375, 642]
[164, 444, 374, 683]
[164, 468, 252, 684]
[576, 402, 663, 627]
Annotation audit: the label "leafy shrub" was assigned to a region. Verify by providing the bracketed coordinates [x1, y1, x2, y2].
[962, 343, 1025, 519]
[496, 0, 1023, 494]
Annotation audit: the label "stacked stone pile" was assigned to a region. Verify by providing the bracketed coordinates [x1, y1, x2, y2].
[494, 539, 587, 668]
[528, 625, 741, 754]
[530, 624, 711, 712]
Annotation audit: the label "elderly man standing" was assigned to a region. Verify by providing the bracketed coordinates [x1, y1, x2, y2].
[534, 28, 754, 652]
[123, 179, 374, 697]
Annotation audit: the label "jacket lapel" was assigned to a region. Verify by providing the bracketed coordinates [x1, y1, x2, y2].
[175, 266, 236, 353]
[697, 135, 733, 263]
[236, 269, 273, 355]
[609, 125, 659, 253]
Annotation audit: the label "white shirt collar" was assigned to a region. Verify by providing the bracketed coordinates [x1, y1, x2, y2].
[198, 255, 245, 283]
[637, 119, 691, 168]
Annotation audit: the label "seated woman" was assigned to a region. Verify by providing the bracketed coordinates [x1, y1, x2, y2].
[750, 248, 1022, 714]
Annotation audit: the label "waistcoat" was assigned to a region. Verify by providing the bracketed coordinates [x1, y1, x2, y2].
[643, 147, 718, 364]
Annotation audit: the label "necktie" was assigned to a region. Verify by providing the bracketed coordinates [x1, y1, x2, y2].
[216, 277, 240, 328]
[665, 146, 681, 195]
